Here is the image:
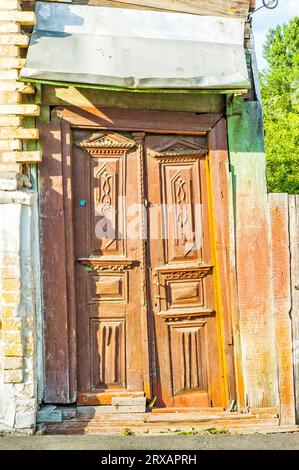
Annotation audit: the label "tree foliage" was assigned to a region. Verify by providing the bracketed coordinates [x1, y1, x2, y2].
[260, 16, 299, 194]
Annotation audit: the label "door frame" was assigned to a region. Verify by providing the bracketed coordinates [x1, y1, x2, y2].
[39, 106, 236, 406]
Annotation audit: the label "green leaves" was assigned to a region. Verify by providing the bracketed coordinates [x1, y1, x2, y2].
[260, 16, 299, 194]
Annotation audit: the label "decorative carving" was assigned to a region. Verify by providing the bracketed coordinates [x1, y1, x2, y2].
[150, 137, 207, 160]
[156, 264, 213, 281]
[89, 273, 127, 304]
[158, 307, 213, 321]
[169, 320, 207, 394]
[79, 258, 137, 272]
[76, 132, 136, 155]
[91, 319, 125, 389]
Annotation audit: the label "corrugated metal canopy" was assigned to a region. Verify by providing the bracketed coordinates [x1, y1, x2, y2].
[20, 2, 250, 90]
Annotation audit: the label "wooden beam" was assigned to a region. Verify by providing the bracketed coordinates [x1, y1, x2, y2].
[269, 193, 296, 425]
[227, 101, 279, 409]
[41, 85, 225, 114]
[289, 195, 299, 422]
[28, 0, 252, 18]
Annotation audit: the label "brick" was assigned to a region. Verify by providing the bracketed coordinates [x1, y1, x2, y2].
[2, 278, 20, 291]
[0, 127, 38, 139]
[0, 81, 34, 93]
[0, 104, 39, 116]
[4, 343, 22, 356]
[15, 412, 35, 430]
[2, 318, 22, 331]
[0, 139, 22, 150]
[0, 162, 22, 172]
[1, 306, 15, 318]
[0, 22, 20, 33]
[0, 1, 21, 10]
[0, 170, 23, 190]
[37, 410, 63, 424]
[0, 115, 21, 126]
[0, 91, 21, 104]
[3, 330, 22, 343]
[4, 369, 23, 383]
[0, 57, 25, 69]
[3, 150, 42, 163]
[0, 69, 19, 80]
[1, 292, 20, 304]
[0, 264, 20, 278]
[0, 11, 35, 25]
[3, 356, 23, 369]
[0, 45, 19, 56]
[0, 34, 29, 47]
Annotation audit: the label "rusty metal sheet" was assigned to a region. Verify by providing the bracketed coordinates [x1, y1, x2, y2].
[20, 2, 250, 90]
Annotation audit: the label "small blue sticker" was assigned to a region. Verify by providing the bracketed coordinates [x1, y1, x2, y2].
[79, 200, 86, 207]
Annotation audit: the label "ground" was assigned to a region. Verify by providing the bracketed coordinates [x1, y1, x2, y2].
[0, 433, 299, 450]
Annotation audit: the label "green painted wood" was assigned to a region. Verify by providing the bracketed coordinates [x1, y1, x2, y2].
[227, 100, 279, 410]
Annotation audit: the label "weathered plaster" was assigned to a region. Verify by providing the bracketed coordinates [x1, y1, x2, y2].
[0, 189, 38, 430]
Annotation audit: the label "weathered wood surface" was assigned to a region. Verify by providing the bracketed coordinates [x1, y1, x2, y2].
[39, 121, 72, 403]
[41, 86, 225, 114]
[208, 118, 236, 404]
[289, 195, 299, 422]
[22, 0, 255, 18]
[227, 101, 278, 409]
[55, 107, 222, 134]
[269, 194, 296, 425]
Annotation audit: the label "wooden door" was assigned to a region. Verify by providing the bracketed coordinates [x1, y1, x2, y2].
[145, 135, 225, 408]
[73, 130, 146, 405]
[40, 108, 232, 408]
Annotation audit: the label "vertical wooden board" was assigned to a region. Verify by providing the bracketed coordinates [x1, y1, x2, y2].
[289, 195, 299, 422]
[269, 193, 295, 425]
[227, 101, 279, 409]
[208, 118, 236, 404]
[39, 120, 71, 403]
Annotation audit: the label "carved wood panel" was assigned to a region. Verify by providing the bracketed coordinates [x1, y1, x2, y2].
[76, 132, 135, 257]
[73, 130, 145, 404]
[90, 319, 125, 390]
[146, 134, 225, 408]
[169, 320, 207, 395]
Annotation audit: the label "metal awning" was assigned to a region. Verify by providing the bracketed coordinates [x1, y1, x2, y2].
[20, 2, 250, 90]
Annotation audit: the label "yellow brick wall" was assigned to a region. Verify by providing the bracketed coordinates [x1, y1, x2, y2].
[0, 0, 40, 172]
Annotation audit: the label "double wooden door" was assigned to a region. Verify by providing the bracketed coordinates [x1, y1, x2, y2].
[40, 108, 232, 409]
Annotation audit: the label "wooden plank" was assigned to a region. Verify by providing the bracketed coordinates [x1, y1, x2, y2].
[227, 101, 279, 409]
[55, 107, 222, 134]
[269, 193, 296, 425]
[25, 0, 252, 18]
[289, 195, 299, 422]
[39, 120, 71, 403]
[208, 117, 236, 404]
[42, 85, 225, 114]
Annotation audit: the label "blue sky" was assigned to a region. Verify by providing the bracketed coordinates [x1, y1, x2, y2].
[252, 0, 298, 70]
